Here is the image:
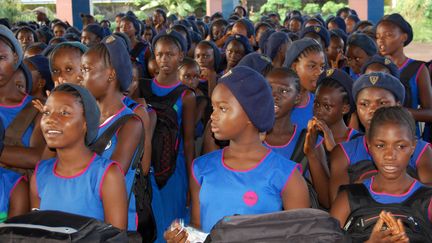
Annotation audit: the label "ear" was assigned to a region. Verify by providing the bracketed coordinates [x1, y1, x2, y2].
[401, 33, 408, 45]
[291, 62, 298, 72]
[342, 103, 350, 115]
[108, 69, 116, 82]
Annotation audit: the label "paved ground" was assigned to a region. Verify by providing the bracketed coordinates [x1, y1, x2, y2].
[405, 42, 432, 62]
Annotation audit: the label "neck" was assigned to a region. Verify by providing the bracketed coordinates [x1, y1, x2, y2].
[373, 173, 414, 194]
[157, 72, 178, 85]
[299, 88, 310, 106]
[271, 114, 294, 134]
[228, 128, 266, 154]
[388, 48, 407, 67]
[329, 119, 349, 141]
[97, 91, 124, 123]
[272, 57, 283, 68]
[56, 142, 94, 173]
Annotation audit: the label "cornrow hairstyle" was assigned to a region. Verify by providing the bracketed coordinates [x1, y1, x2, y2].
[153, 35, 183, 54]
[317, 78, 352, 122]
[368, 106, 416, 141]
[85, 43, 111, 69]
[293, 44, 324, 64]
[267, 67, 301, 94]
[178, 56, 200, 72]
[51, 83, 84, 107]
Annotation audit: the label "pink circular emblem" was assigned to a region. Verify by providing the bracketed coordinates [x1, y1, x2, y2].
[243, 191, 258, 206]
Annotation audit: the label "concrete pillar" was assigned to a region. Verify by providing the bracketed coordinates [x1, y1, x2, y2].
[206, 0, 237, 18]
[349, 0, 384, 24]
[56, 0, 91, 30]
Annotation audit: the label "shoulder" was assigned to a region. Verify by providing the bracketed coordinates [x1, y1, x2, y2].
[194, 149, 223, 169]
[0, 167, 22, 185]
[266, 150, 299, 171]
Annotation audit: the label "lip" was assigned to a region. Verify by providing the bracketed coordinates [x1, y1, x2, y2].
[382, 165, 399, 174]
[44, 129, 63, 137]
[210, 122, 219, 133]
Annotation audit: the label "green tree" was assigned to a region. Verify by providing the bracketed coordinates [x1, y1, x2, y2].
[134, 0, 205, 17]
[302, 3, 320, 15]
[321, 1, 347, 17]
[258, 0, 302, 21]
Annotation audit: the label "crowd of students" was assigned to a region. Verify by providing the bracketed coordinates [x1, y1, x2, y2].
[0, 4, 431, 243]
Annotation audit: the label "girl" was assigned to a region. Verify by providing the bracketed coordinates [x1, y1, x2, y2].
[283, 38, 326, 130]
[264, 32, 291, 68]
[49, 42, 88, 85]
[24, 55, 54, 101]
[346, 33, 377, 80]
[150, 31, 196, 229]
[15, 26, 37, 51]
[223, 34, 252, 74]
[361, 54, 400, 78]
[326, 30, 346, 69]
[81, 35, 143, 233]
[208, 19, 228, 47]
[194, 40, 220, 100]
[30, 83, 127, 230]
[0, 25, 46, 169]
[329, 72, 432, 202]
[263, 67, 329, 207]
[331, 106, 431, 242]
[177, 66, 309, 236]
[0, 165, 29, 222]
[376, 13, 432, 137]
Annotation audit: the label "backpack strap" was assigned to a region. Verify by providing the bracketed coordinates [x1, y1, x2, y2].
[139, 78, 189, 110]
[339, 183, 375, 213]
[290, 128, 308, 176]
[130, 41, 148, 60]
[4, 98, 38, 147]
[400, 60, 425, 107]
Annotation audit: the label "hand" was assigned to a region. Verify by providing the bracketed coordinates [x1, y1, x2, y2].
[304, 119, 319, 156]
[164, 221, 189, 243]
[32, 99, 45, 113]
[366, 211, 409, 243]
[380, 211, 408, 241]
[311, 117, 336, 151]
[330, 53, 344, 69]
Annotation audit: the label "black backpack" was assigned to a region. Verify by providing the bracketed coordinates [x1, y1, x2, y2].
[341, 183, 432, 243]
[89, 114, 156, 242]
[139, 78, 189, 189]
[204, 208, 348, 243]
[399, 60, 425, 108]
[0, 210, 128, 242]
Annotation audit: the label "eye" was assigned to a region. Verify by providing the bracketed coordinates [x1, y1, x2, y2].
[324, 104, 330, 110]
[66, 67, 72, 72]
[220, 106, 227, 112]
[397, 144, 407, 150]
[42, 110, 50, 116]
[359, 102, 368, 107]
[60, 110, 70, 115]
[375, 144, 384, 149]
[52, 69, 59, 74]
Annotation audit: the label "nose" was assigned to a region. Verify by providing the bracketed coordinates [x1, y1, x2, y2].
[383, 147, 396, 161]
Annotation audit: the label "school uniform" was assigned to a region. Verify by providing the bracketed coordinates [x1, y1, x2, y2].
[290, 92, 314, 130]
[192, 148, 300, 232]
[35, 154, 120, 222]
[0, 167, 25, 222]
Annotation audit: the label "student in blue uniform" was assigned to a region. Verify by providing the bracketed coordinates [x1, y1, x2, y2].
[81, 35, 143, 233]
[376, 13, 432, 137]
[0, 167, 28, 222]
[188, 66, 309, 233]
[263, 32, 291, 68]
[0, 25, 46, 169]
[345, 33, 377, 80]
[283, 38, 326, 130]
[329, 72, 432, 203]
[223, 34, 253, 74]
[331, 107, 431, 242]
[194, 40, 221, 98]
[30, 83, 127, 230]
[151, 30, 196, 230]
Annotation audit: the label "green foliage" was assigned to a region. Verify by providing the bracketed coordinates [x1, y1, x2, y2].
[302, 3, 320, 15]
[134, 0, 205, 17]
[321, 1, 347, 17]
[0, 0, 39, 23]
[259, 0, 302, 22]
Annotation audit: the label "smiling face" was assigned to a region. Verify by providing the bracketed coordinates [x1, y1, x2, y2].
[368, 121, 415, 180]
[41, 91, 87, 149]
[210, 84, 251, 140]
[356, 87, 398, 131]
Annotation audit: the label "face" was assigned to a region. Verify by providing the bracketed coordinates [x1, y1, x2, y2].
[51, 48, 83, 85]
[147, 58, 159, 78]
[327, 21, 339, 31]
[327, 36, 344, 62]
[210, 84, 251, 140]
[120, 19, 136, 38]
[255, 25, 269, 44]
[81, 51, 112, 99]
[345, 18, 356, 33]
[211, 24, 225, 41]
[267, 72, 299, 119]
[81, 30, 100, 47]
[314, 86, 349, 125]
[154, 39, 183, 75]
[194, 43, 214, 70]
[179, 64, 200, 89]
[142, 28, 153, 42]
[346, 45, 370, 74]
[356, 87, 398, 131]
[234, 7, 245, 17]
[36, 12, 45, 22]
[53, 25, 66, 38]
[0, 40, 18, 87]
[232, 22, 248, 37]
[368, 122, 415, 180]
[12, 69, 26, 94]
[340, 11, 349, 19]
[226, 40, 245, 68]
[376, 21, 406, 56]
[292, 51, 325, 92]
[41, 91, 87, 149]
[289, 19, 301, 33]
[17, 30, 35, 50]
[153, 11, 165, 26]
[24, 60, 43, 95]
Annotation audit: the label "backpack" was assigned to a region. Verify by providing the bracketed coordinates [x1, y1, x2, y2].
[0, 210, 128, 242]
[139, 78, 189, 189]
[347, 159, 418, 183]
[399, 60, 424, 108]
[421, 60, 432, 142]
[204, 208, 348, 243]
[341, 183, 432, 243]
[89, 114, 156, 242]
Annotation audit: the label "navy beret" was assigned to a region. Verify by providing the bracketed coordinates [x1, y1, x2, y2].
[101, 35, 133, 92]
[0, 19, 10, 29]
[234, 19, 255, 38]
[84, 24, 105, 39]
[301, 25, 330, 48]
[122, 15, 140, 35]
[347, 33, 377, 56]
[49, 41, 88, 71]
[190, 31, 202, 44]
[330, 29, 347, 46]
[223, 34, 253, 55]
[15, 26, 39, 42]
[264, 32, 291, 60]
[26, 54, 54, 91]
[0, 24, 23, 69]
[171, 24, 192, 51]
[326, 16, 346, 33]
[218, 66, 274, 132]
[254, 22, 272, 34]
[113, 32, 132, 52]
[18, 62, 32, 94]
[197, 40, 221, 72]
[346, 14, 360, 23]
[237, 52, 272, 75]
[377, 13, 413, 46]
[360, 54, 400, 79]
[53, 83, 101, 146]
[302, 17, 324, 29]
[152, 29, 188, 54]
[353, 20, 373, 32]
[318, 68, 355, 113]
[353, 72, 405, 104]
[258, 29, 275, 53]
[283, 37, 322, 68]
[196, 20, 209, 37]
